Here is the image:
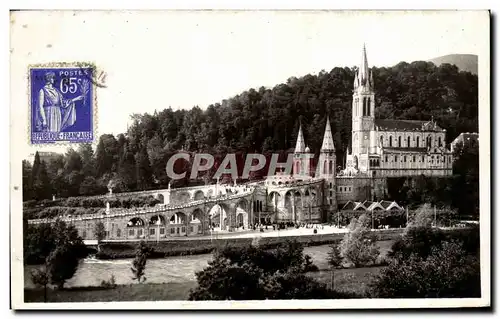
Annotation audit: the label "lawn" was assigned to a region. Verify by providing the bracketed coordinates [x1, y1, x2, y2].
[24, 265, 383, 302]
[24, 282, 197, 303]
[308, 266, 384, 297]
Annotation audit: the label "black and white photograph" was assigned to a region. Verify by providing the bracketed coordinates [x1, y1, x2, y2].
[9, 9, 490, 310]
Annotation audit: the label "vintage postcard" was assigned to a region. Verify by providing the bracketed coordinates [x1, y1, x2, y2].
[10, 10, 490, 310]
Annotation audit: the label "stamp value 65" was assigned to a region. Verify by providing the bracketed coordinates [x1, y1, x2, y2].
[29, 64, 96, 145]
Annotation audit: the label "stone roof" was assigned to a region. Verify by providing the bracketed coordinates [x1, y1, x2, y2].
[382, 147, 429, 154]
[375, 119, 444, 132]
[294, 124, 306, 153]
[321, 117, 335, 151]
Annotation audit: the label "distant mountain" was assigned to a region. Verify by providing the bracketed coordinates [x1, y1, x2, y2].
[427, 54, 478, 74]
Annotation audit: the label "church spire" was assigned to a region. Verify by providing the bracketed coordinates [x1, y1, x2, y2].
[294, 123, 306, 153]
[359, 43, 370, 87]
[321, 117, 335, 152]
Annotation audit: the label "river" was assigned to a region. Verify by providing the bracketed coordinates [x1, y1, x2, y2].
[24, 242, 393, 289]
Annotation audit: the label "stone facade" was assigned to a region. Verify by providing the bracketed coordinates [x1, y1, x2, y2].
[345, 45, 454, 178]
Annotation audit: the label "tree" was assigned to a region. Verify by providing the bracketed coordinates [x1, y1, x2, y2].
[327, 243, 343, 290]
[131, 241, 152, 283]
[46, 244, 80, 289]
[32, 159, 52, 200]
[79, 176, 99, 196]
[44, 220, 87, 289]
[22, 160, 33, 200]
[95, 134, 120, 177]
[118, 143, 137, 191]
[339, 214, 380, 267]
[408, 203, 434, 228]
[24, 223, 56, 265]
[135, 147, 153, 190]
[94, 221, 106, 252]
[31, 267, 50, 302]
[452, 141, 479, 217]
[77, 143, 95, 177]
[371, 240, 480, 298]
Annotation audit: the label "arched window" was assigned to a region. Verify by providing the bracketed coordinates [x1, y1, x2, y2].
[385, 155, 388, 162]
[389, 136, 393, 147]
[438, 136, 442, 147]
[407, 136, 411, 147]
[427, 135, 432, 147]
[329, 160, 333, 173]
[367, 97, 371, 116]
[412, 155, 416, 162]
[398, 136, 402, 148]
[323, 160, 328, 174]
[379, 136, 383, 147]
[416, 136, 420, 148]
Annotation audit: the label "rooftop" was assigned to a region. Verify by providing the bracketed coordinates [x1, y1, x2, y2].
[375, 119, 444, 132]
[382, 147, 429, 154]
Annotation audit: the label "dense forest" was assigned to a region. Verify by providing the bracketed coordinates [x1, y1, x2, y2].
[23, 61, 479, 211]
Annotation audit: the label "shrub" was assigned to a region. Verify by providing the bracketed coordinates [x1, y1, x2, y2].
[131, 241, 153, 283]
[46, 244, 80, 290]
[100, 274, 117, 289]
[189, 241, 339, 300]
[303, 254, 319, 272]
[371, 240, 480, 298]
[340, 214, 380, 267]
[389, 226, 445, 259]
[31, 267, 50, 302]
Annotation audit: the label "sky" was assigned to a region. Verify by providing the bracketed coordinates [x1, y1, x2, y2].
[10, 10, 488, 158]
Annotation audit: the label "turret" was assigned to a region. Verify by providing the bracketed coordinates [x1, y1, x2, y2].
[318, 117, 336, 178]
[293, 123, 310, 177]
[321, 117, 335, 152]
[294, 124, 305, 153]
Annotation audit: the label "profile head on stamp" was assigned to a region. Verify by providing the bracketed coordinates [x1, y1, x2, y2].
[44, 71, 56, 84]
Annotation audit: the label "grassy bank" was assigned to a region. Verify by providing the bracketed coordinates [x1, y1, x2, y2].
[308, 266, 384, 297]
[24, 282, 197, 302]
[24, 265, 381, 302]
[96, 229, 405, 259]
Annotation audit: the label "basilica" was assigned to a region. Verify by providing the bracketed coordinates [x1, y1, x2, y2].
[260, 44, 454, 222]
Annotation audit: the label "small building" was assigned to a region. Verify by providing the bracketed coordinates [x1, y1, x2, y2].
[336, 200, 405, 228]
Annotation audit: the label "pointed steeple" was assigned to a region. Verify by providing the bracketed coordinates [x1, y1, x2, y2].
[294, 123, 306, 153]
[359, 43, 370, 87]
[321, 117, 335, 152]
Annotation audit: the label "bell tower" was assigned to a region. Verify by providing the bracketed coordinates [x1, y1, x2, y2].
[352, 44, 375, 157]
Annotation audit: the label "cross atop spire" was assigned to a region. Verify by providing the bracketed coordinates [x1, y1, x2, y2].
[321, 117, 335, 152]
[294, 123, 306, 153]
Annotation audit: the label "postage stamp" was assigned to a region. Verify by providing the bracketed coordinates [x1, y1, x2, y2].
[29, 63, 98, 145]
